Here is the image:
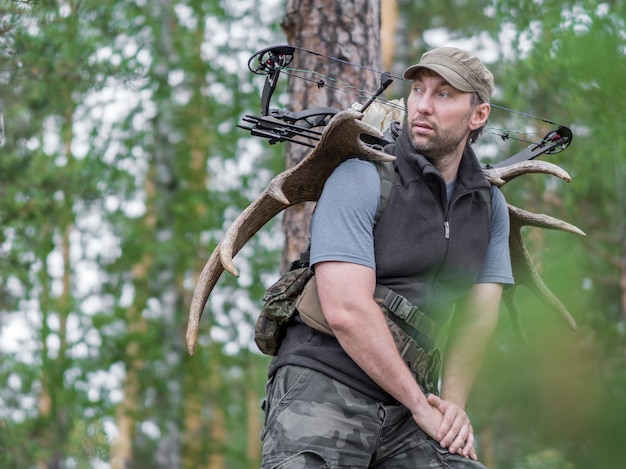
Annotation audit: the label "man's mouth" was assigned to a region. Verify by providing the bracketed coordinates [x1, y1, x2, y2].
[413, 121, 434, 134]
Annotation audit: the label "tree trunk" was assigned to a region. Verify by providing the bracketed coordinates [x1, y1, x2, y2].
[111, 264, 150, 469]
[182, 73, 215, 469]
[36, 115, 76, 469]
[110, 166, 155, 468]
[381, 0, 398, 72]
[246, 383, 262, 466]
[208, 381, 226, 469]
[280, 0, 382, 271]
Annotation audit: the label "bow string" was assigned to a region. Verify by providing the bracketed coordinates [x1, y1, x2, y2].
[238, 44, 573, 166]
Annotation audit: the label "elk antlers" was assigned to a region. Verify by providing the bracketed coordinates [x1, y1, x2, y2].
[187, 110, 586, 355]
[186, 110, 395, 355]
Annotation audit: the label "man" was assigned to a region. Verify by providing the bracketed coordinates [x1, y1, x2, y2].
[261, 47, 513, 468]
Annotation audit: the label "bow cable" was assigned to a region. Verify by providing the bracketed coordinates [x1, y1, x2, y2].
[239, 44, 573, 163]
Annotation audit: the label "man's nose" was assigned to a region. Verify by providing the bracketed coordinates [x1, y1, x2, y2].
[415, 93, 434, 114]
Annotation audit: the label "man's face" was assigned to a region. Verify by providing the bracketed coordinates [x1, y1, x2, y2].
[406, 70, 476, 161]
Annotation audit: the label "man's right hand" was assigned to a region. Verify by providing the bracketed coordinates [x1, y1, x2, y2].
[411, 400, 446, 441]
[425, 394, 477, 460]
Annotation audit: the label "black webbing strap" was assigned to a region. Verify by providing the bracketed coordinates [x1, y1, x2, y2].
[373, 160, 395, 228]
[374, 284, 441, 351]
[298, 160, 394, 266]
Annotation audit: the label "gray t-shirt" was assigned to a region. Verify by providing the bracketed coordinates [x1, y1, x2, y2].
[310, 158, 514, 285]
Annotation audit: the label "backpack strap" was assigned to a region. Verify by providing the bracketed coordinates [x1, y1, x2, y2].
[373, 284, 440, 351]
[373, 160, 395, 227]
[298, 159, 395, 266]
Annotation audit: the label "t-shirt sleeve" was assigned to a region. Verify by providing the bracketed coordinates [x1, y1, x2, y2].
[476, 186, 515, 285]
[310, 158, 381, 270]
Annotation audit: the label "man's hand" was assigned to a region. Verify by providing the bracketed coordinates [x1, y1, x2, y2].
[427, 394, 477, 460]
[410, 399, 445, 441]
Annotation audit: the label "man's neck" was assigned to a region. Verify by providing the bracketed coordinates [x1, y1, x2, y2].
[428, 143, 467, 184]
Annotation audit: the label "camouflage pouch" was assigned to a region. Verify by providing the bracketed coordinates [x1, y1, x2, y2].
[254, 266, 314, 356]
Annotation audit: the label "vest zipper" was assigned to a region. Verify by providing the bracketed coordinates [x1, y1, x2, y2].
[428, 199, 456, 312]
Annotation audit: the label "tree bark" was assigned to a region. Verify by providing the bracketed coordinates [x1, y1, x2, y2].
[381, 0, 398, 72]
[280, 0, 382, 271]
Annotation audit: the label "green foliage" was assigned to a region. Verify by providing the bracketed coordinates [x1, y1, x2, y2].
[1, 0, 284, 467]
[0, 417, 42, 468]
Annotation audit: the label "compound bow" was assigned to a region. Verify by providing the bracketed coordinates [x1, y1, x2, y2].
[238, 44, 572, 166]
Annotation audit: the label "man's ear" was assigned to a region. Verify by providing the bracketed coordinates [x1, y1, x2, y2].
[470, 103, 490, 130]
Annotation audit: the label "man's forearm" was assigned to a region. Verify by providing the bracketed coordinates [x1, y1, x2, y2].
[441, 283, 502, 408]
[441, 314, 497, 407]
[318, 270, 426, 410]
[328, 296, 452, 439]
[315, 261, 446, 438]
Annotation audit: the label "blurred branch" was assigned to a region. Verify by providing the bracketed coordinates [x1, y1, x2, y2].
[586, 239, 622, 270]
[0, 100, 4, 146]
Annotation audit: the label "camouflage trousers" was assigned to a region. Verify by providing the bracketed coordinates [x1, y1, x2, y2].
[261, 365, 488, 469]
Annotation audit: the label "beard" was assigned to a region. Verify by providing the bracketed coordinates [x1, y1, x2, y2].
[408, 110, 472, 161]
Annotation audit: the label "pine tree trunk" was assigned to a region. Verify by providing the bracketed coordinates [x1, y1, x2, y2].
[246, 384, 262, 466]
[280, 0, 382, 271]
[381, 0, 398, 72]
[36, 116, 76, 469]
[208, 396, 226, 469]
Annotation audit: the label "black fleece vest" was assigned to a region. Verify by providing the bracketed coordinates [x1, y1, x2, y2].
[375, 127, 492, 327]
[268, 129, 493, 402]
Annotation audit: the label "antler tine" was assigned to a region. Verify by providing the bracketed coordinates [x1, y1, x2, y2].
[508, 204, 586, 237]
[504, 204, 585, 343]
[187, 248, 227, 353]
[187, 110, 395, 355]
[483, 159, 572, 187]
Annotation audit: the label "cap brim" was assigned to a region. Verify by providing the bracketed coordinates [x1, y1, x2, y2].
[403, 64, 475, 94]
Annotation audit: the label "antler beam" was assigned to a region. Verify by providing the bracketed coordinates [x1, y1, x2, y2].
[186, 110, 395, 355]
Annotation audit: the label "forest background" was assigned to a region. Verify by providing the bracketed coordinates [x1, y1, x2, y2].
[1, 0, 625, 468]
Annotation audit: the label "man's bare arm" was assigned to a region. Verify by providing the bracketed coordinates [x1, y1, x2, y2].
[442, 282, 502, 406]
[315, 261, 446, 440]
[430, 282, 503, 457]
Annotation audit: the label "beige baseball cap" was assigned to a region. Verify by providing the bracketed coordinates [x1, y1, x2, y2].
[403, 47, 494, 103]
